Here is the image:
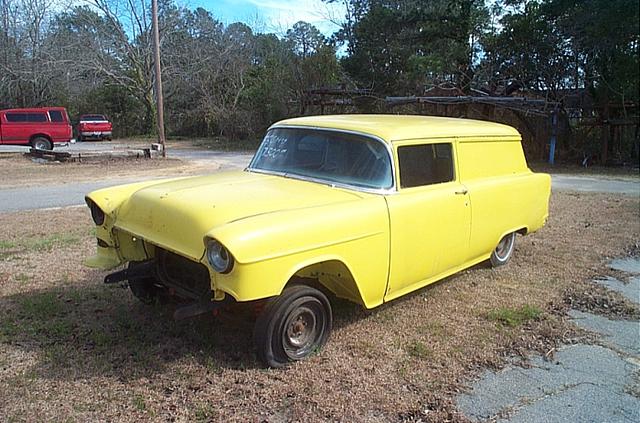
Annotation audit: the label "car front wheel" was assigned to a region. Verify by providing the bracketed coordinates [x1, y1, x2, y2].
[490, 232, 516, 267]
[254, 285, 332, 367]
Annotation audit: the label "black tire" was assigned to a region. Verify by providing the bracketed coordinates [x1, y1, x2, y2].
[127, 262, 168, 305]
[31, 137, 52, 151]
[254, 285, 332, 368]
[490, 232, 516, 267]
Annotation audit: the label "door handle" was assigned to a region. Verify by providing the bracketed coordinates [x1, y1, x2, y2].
[455, 188, 468, 195]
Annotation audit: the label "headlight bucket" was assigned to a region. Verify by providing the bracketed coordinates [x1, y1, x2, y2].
[86, 198, 105, 226]
[206, 239, 234, 274]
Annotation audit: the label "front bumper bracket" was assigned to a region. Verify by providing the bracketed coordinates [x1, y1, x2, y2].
[103, 260, 155, 284]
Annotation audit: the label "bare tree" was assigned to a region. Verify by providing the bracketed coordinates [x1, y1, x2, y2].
[72, 0, 156, 130]
[0, 0, 60, 107]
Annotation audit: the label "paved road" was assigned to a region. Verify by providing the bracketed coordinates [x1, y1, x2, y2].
[552, 174, 639, 195]
[0, 180, 139, 213]
[0, 145, 253, 213]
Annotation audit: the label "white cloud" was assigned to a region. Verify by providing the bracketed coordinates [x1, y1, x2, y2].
[246, 0, 345, 36]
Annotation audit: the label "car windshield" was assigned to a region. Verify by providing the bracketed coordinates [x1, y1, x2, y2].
[81, 115, 106, 121]
[248, 127, 393, 190]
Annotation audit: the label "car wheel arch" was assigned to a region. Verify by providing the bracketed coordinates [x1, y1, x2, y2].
[284, 257, 366, 307]
[494, 226, 527, 245]
[489, 227, 526, 268]
[30, 133, 53, 143]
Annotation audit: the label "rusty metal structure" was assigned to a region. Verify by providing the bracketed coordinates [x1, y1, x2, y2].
[303, 86, 639, 166]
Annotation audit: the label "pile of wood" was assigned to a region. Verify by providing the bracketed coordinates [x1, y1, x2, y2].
[27, 148, 155, 162]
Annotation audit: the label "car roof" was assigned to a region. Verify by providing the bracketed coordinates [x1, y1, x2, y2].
[1, 107, 67, 113]
[272, 114, 520, 142]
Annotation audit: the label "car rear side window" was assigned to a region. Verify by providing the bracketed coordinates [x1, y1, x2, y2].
[27, 113, 48, 122]
[49, 110, 64, 122]
[5, 113, 27, 122]
[398, 143, 454, 188]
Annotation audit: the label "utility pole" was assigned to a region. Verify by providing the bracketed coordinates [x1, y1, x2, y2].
[151, 0, 166, 157]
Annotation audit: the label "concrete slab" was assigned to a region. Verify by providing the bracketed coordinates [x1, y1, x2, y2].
[569, 310, 639, 356]
[595, 276, 640, 305]
[610, 258, 640, 274]
[456, 344, 639, 422]
[506, 382, 639, 423]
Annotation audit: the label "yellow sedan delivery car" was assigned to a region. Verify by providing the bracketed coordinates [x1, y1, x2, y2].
[85, 115, 550, 367]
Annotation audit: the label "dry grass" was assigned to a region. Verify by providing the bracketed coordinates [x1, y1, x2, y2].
[0, 192, 638, 422]
[0, 154, 206, 189]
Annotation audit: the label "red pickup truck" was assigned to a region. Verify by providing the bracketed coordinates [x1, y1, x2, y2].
[0, 107, 73, 150]
[78, 114, 113, 141]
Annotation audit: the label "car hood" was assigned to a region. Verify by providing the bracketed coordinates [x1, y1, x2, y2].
[112, 170, 365, 261]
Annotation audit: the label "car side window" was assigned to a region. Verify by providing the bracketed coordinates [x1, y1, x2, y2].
[49, 110, 64, 122]
[5, 113, 27, 122]
[398, 143, 454, 188]
[27, 113, 47, 122]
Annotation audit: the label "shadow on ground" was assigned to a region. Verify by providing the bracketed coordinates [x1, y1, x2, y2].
[0, 276, 383, 380]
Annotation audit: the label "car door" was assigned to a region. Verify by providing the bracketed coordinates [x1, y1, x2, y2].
[47, 109, 70, 142]
[384, 140, 471, 301]
[1, 112, 29, 145]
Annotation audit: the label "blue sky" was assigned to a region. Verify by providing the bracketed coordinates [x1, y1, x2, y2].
[183, 0, 345, 36]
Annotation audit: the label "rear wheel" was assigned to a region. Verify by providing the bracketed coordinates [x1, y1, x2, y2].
[31, 137, 52, 150]
[254, 285, 332, 367]
[490, 232, 516, 267]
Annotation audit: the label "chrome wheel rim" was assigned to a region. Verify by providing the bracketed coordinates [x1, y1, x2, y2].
[495, 233, 515, 261]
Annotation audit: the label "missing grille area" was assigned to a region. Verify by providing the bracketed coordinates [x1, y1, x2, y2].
[155, 248, 212, 301]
